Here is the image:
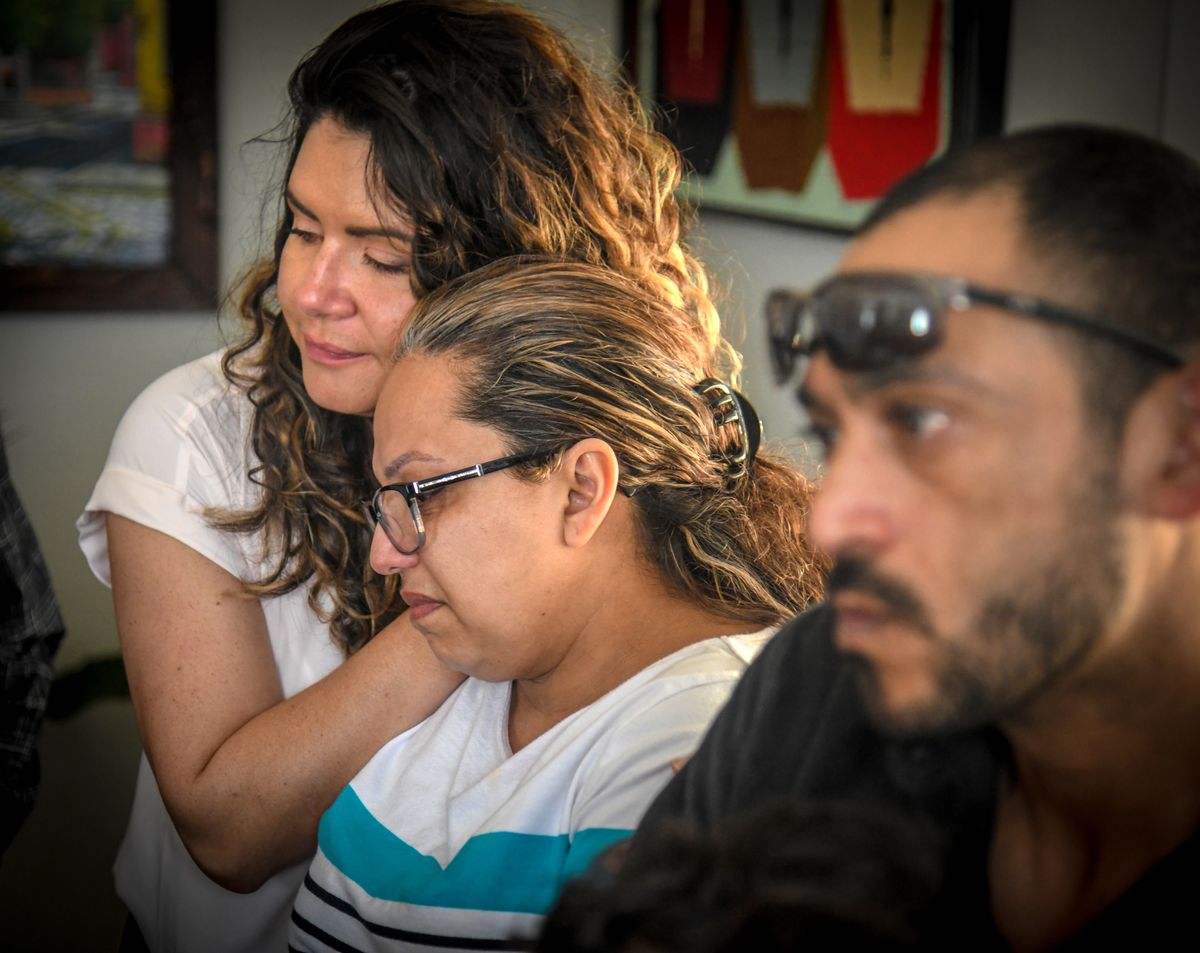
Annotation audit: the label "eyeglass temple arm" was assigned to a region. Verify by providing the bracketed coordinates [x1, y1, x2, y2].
[965, 285, 1185, 367]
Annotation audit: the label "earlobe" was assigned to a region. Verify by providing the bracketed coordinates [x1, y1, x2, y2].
[1145, 367, 1200, 520]
[560, 438, 620, 547]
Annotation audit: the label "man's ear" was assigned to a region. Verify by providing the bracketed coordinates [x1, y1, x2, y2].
[558, 438, 621, 548]
[1135, 362, 1200, 520]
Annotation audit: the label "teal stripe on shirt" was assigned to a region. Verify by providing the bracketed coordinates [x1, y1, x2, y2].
[319, 786, 631, 914]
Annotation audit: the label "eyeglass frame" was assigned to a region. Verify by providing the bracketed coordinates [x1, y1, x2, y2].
[767, 271, 1186, 384]
[368, 449, 554, 554]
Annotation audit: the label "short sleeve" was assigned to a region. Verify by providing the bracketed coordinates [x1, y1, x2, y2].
[77, 352, 257, 588]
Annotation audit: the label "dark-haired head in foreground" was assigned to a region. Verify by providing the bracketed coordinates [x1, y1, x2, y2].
[539, 800, 945, 953]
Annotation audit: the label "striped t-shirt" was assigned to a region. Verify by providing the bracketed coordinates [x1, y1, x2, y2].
[289, 630, 771, 952]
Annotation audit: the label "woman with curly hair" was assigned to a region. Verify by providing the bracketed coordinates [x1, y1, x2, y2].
[290, 258, 826, 951]
[76, 3, 734, 951]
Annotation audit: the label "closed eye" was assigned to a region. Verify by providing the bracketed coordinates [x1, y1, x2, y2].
[363, 253, 411, 277]
[288, 226, 319, 243]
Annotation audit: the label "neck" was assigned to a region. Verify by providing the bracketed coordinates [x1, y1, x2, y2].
[1003, 533, 1200, 822]
[507, 566, 754, 752]
[990, 536, 1200, 950]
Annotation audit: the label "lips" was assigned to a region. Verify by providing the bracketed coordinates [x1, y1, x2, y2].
[830, 593, 891, 643]
[401, 591, 444, 622]
[303, 334, 368, 365]
[831, 593, 889, 618]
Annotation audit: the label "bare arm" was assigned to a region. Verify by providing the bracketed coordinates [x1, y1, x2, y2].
[107, 513, 463, 892]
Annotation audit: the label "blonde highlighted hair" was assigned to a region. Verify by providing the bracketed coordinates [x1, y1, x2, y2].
[396, 259, 827, 624]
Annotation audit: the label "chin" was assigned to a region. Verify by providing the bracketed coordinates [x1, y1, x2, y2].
[301, 370, 380, 416]
[858, 667, 1000, 739]
[849, 656, 951, 738]
[420, 634, 482, 680]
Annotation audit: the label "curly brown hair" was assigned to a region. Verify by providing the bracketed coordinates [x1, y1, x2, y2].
[396, 259, 828, 624]
[213, 0, 733, 654]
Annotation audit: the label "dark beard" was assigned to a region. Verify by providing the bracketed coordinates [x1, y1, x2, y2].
[831, 466, 1126, 738]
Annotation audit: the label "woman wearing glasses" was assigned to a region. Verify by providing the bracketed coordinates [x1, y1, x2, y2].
[75, 3, 733, 952]
[289, 259, 827, 952]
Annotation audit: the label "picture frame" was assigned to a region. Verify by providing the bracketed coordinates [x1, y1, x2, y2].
[621, 0, 1009, 232]
[0, 1, 217, 311]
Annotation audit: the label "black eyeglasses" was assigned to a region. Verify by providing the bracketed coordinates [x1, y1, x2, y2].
[368, 450, 552, 554]
[767, 271, 1185, 382]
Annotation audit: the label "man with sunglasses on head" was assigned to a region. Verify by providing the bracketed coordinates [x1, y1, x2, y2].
[560, 124, 1200, 951]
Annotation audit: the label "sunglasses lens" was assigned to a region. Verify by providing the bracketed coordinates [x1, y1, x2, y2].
[813, 277, 942, 371]
[766, 290, 810, 384]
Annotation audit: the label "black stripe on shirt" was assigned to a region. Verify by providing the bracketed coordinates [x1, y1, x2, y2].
[297, 872, 535, 951]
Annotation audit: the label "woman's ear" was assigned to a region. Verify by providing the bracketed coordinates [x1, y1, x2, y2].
[1133, 363, 1200, 520]
[558, 438, 621, 548]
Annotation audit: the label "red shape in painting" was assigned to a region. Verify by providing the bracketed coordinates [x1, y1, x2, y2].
[659, 0, 735, 104]
[827, 0, 942, 200]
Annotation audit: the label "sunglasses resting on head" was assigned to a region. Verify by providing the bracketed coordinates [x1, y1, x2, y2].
[767, 271, 1186, 383]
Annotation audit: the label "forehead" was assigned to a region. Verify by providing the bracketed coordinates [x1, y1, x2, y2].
[375, 353, 457, 449]
[808, 190, 1084, 410]
[372, 354, 497, 479]
[292, 118, 371, 187]
[841, 188, 1033, 288]
[290, 118, 404, 225]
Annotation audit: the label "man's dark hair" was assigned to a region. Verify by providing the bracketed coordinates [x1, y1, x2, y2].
[862, 125, 1200, 435]
[537, 800, 946, 953]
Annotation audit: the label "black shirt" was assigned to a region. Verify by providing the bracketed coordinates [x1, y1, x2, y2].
[630, 604, 1199, 950]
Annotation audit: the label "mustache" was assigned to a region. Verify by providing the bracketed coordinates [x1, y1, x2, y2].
[827, 557, 931, 630]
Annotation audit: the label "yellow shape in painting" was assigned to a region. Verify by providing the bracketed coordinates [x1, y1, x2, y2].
[839, 0, 934, 112]
[136, 0, 171, 116]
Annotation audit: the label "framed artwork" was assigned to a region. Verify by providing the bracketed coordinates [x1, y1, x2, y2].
[0, 0, 217, 311]
[621, 0, 1009, 231]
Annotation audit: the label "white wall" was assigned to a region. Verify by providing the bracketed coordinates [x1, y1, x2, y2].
[0, 0, 1197, 946]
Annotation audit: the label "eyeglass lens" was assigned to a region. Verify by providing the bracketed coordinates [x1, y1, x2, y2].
[375, 488, 421, 554]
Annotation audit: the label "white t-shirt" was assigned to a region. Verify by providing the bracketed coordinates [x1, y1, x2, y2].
[290, 630, 772, 953]
[78, 350, 344, 953]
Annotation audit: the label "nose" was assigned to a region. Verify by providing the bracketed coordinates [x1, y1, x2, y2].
[297, 245, 355, 319]
[808, 436, 901, 560]
[369, 523, 420, 576]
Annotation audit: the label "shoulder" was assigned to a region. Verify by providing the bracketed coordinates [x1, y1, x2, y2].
[111, 350, 247, 450]
[709, 604, 845, 722]
[77, 349, 263, 583]
[578, 627, 779, 741]
[599, 611, 843, 742]
[99, 348, 264, 493]
[638, 627, 774, 682]
[691, 604, 861, 774]
[629, 604, 864, 828]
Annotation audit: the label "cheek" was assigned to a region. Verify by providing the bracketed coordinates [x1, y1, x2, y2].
[447, 512, 557, 617]
[363, 285, 418, 350]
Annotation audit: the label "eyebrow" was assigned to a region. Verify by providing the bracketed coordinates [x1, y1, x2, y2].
[798, 363, 994, 410]
[379, 450, 444, 483]
[285, 190, 413, 244]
